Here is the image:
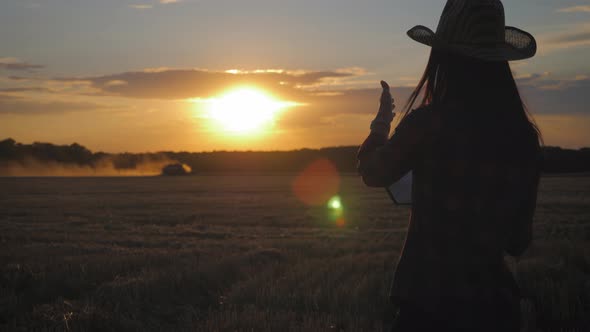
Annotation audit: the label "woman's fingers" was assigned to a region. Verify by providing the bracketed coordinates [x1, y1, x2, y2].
[380, 81, 392, 101]
[379, 80, 395, 112]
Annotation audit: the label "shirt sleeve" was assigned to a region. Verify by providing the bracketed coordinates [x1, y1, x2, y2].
[357, 108, 428, 187]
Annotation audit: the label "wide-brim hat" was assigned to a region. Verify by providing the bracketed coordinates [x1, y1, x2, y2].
[407, 0, 537, 61]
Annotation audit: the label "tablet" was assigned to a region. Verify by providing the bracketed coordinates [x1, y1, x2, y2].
[386, 171, 413, 205]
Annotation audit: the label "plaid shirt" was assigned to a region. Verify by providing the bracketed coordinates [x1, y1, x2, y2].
[358, 105, 541, 327]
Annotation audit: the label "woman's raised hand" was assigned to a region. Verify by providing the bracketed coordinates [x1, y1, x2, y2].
[377, 80, 396, 123]
[369, 81, 396, 136]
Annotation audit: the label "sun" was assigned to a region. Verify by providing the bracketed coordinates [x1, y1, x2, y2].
[205, 88, 295, 133]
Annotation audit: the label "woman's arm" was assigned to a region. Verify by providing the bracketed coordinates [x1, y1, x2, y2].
[357, 82, 426, 187]
[357, 81, 396, 187]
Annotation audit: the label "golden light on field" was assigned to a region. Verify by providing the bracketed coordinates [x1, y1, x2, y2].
[204, 88, 297, 133]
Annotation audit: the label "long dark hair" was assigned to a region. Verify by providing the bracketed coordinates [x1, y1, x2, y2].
[402, 49, 542, 144]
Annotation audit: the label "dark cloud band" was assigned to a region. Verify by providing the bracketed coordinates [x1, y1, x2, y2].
[56, 69, 354, 101]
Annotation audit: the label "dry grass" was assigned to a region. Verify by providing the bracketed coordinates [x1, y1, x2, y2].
[0, 175, 588, 331]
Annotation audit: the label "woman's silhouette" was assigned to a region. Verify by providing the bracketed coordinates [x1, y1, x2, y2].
[357, 1, 542, 331]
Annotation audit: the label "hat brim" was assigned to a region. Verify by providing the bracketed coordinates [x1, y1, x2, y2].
[407, 25, 537, 61]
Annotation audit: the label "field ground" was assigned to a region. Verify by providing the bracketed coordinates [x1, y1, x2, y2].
[0, 175, 589, 331]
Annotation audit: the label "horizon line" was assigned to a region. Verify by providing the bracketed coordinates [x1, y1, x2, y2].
[1, 137, 588, 155]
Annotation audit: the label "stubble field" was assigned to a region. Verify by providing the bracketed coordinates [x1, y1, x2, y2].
[0, 174, 589, 331]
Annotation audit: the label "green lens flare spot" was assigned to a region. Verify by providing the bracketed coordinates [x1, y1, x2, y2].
[328, 196, 342, 210]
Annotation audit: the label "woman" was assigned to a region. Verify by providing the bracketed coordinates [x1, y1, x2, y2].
[357, 1, 542, 331]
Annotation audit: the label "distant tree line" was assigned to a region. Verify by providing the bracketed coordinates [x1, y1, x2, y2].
[542, 146, 590, 174]
[1, 138, 589, 174]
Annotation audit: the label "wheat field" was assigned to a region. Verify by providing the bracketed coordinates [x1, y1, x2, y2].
[0, 175, 588, 331]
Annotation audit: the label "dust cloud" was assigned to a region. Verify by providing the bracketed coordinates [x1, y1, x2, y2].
[0, 156, 182, 177]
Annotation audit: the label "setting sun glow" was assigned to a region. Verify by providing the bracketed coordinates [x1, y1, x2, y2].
[205, 88, 297, 133]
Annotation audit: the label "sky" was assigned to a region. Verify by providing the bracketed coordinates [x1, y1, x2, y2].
[1, 0, 589, 152]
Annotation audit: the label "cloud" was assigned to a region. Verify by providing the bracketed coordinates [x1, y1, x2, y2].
[0, 87, 53, 94]
[0, 95, 110, 115]
[7, 76, 32, 81]
[128, 1, 182, 10]
[0, 57, 44, 71]
[551, 31, 590, 44]
[53, 66, 409, 130]
[280, 72, 590, 130]
[104, 80, 128, 87]
[275, 86, 416, 129]
[538, 23, 590, 53]
[517, 73, 590, 115]
[129, 4, 153, 10]
[5, 65, 590, 136]
[56, 68, 356, 101]
[274, 73, 590, 150]
[557, 5, 590, 13]
[517, 72, 588, 90]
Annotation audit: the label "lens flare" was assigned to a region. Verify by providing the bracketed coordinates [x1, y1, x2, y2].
[327, 195, 346, 227]
[328, 196, 342, 210]
[292, 158, 341, 206]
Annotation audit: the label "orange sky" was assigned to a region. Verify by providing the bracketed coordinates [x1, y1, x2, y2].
[1, 1, 589, 152]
